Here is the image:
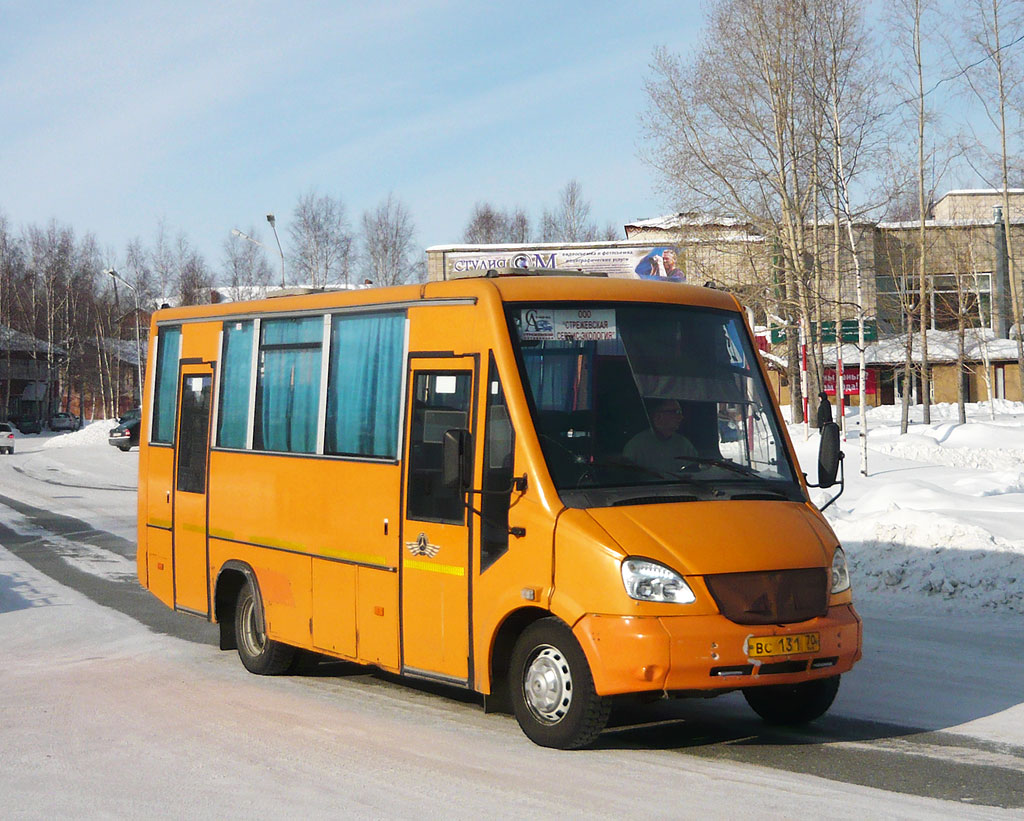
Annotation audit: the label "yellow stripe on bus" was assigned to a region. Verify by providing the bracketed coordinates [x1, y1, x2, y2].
[404, 559, 465, 577]
[206, 526, 388, 567]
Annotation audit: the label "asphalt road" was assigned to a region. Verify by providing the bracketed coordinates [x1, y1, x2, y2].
[2, 487, 1022, 812]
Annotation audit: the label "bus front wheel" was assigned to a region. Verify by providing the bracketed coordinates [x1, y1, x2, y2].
[509, 618, 611, 749]
[743, 674, 840, 725]
[235, 580, 295, 675]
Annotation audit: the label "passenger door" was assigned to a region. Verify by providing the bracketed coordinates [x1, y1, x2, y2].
[400, 357, 477, 684]
[173, 365, 213, 615]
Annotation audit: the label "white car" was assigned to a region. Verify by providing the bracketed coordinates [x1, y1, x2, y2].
[0, 422, 14, 454]
[50, 412, 81, 432]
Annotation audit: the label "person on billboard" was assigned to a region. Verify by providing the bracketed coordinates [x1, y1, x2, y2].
[635, 247, 685, 282]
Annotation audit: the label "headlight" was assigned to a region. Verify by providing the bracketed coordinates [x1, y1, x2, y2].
[831, 546, 851, 594]
[621, 558, 696, 604]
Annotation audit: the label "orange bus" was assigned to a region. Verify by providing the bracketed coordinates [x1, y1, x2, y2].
[137, 272, 860, 748]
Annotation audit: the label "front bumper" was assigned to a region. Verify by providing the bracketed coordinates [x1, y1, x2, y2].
[573, 604, 862, 697]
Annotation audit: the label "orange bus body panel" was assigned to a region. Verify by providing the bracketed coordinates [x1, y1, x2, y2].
[136, 274, 860, 707]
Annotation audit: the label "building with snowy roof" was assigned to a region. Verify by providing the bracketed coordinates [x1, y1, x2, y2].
[0, 324, 66, 427]
[425, 190, 1024, 405]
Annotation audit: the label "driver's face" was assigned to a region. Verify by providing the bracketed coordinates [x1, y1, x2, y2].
[652, 401, 682, 438]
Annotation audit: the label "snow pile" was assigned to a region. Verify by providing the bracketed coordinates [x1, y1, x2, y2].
[836, 511, 1024, 613]
[42, 420, 115, 449]
[797, 400, 1024, 616]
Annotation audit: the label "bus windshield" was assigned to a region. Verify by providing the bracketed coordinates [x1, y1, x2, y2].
[509, 302, 801, 506]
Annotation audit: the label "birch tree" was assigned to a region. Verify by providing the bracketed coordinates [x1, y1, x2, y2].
[358, 193, 418, 286]
[644, 0, 821, 421]
[956, 0, 1024, 399]
[289, 190, 353, 288]
[222, 227, 274, 300]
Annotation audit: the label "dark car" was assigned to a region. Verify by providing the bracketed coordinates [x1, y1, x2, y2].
[13, 416, 42, 434]
[0, 422, 14, 454]
[108, 408, 141, 451]
[50, 412, 81, 432]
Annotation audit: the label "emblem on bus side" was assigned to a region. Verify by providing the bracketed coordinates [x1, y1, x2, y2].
[406, 532, 440, 558]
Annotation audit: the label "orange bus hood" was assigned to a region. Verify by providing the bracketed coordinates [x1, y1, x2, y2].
[585, 500, 831, 576]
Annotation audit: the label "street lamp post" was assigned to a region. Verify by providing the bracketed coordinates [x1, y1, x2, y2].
[105, 268, 143, 406]
[267, 213, 286, 288]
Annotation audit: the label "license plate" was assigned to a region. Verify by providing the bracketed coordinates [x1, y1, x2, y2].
[746, 632, 820, 658]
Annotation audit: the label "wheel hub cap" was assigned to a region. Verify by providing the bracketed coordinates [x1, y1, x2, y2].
[524, 645, 572, 723]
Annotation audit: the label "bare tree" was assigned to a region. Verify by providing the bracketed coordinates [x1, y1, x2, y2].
[358, 193, 418, 287]
[464, 203, 508, 244]
[643, 0, 821, 422]
[289, 190, 353, 288]
[173, 235, 212, 306]
[540, 180, 600, 242]
[507, 208, 531, 243]
[222, 228, 274, 300]
[815, 0, 884, 470]
[149, 221, 178, 307]
[956, 0, 1024, 399]
[888, 0, 943, 424]
[463, 203, 531, 244]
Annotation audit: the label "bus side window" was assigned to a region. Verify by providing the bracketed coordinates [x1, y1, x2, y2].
[480, 354, 514, 572]
[151, 326, 181, 444]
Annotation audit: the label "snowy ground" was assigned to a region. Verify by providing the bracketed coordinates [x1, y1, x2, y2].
[2, 407, 1023, 816]
[799, 400, 1024, 617]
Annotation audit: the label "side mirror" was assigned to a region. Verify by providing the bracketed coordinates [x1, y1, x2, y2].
[442, 429, 472, 490]
[817, 422, 841, 488]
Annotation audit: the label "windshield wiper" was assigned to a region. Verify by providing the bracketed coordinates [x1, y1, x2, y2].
[674, 456, 764, 478]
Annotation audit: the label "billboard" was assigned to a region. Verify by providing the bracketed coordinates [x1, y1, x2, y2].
[441, 244, 687, 282]
[824, 367, 877, 396]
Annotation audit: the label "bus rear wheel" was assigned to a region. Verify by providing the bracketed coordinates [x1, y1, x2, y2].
[509, 618, 611, 749]
[235, 579, 295, 675]
[743, 674, 840, 725]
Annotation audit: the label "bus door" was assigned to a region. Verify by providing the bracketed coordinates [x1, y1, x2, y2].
[400, 357, 477, 684]
[172, 364, 213, 615]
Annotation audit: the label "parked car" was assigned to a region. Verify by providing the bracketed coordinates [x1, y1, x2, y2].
[13, 416, 42, 434]
[14, 415, 41, 434]
[50, 412, 81, 432]
[108, 408, 141, 451]
[0, 422, 14, 454]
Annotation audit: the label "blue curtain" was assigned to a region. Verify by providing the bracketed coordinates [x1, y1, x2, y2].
[326, 312, 404, 458]
[217, 320, 254, 448]
[152, 326, 181, 444]
[523, 347, 581, 411]
[256, 317, 322, 453]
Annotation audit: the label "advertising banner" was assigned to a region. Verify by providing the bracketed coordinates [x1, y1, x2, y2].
[824, 367, 877, 396]
[443, 244, 687, 282]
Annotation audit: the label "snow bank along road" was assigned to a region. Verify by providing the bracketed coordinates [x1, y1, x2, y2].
[1, 413, 1023, 817]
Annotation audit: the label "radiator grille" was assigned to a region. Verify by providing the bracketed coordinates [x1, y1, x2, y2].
[704, 568, 829, 625]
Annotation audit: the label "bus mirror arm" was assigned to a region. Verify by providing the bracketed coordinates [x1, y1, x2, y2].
[462, 497, 528, 538]
[804, 453, 845, 512]
[467, 474, 528, 496]
[804, 422, 844, 511]
[464, 477, 528, 538]
[444, 430, 527, 537]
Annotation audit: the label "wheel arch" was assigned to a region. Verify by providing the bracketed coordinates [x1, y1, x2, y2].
[213, 561, 260, 651]
[484, 606, 561, 714]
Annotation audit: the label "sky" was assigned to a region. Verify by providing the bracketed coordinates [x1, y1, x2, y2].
[0, 1, 700, 273]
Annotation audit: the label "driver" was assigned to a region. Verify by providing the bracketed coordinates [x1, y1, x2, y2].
[624, 398, 697, 476]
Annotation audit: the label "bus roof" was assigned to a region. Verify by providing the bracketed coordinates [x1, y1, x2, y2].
[151, 275, 741, 325]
